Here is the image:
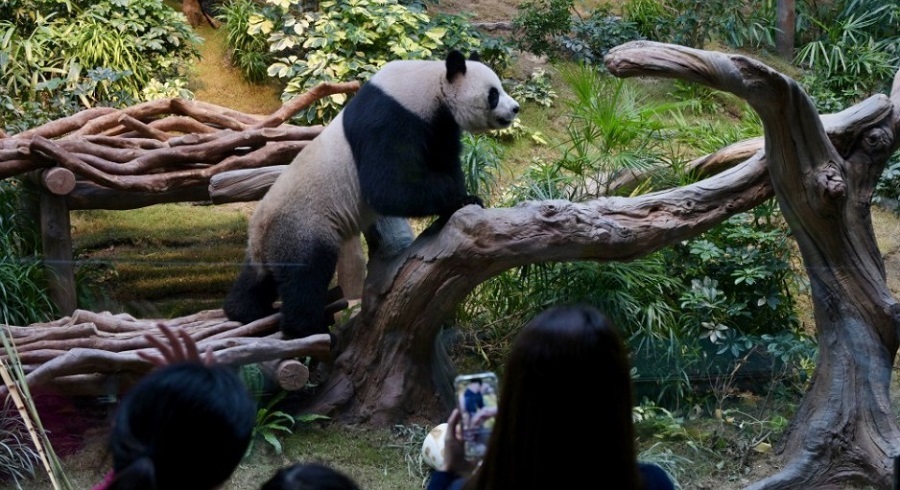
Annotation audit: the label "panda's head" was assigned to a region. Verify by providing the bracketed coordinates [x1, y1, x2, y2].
[443, 50, 520, 132]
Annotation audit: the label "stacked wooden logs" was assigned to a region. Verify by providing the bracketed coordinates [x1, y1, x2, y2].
[0, 81, 359, 208]
[0, 309, 332, 398]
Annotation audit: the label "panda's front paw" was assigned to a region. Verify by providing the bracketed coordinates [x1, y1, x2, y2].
[460, 195, 484, 208]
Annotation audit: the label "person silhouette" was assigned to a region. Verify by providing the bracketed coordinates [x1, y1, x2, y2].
[427, 305, 676, 490]
[92, 324, 257, 490]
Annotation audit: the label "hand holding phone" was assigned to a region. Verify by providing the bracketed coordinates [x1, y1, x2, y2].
[454, 372, 499, 461]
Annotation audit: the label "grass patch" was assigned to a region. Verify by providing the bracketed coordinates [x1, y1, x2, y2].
[188, 20, 283, 115]
[2, 422, 431, 490]
[71, 203, 251, 317]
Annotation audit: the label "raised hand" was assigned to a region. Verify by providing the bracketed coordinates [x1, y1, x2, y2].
[138, 322, 215, 367]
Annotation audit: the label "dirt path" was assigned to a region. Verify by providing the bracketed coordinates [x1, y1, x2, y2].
[188, 23, 283, 115]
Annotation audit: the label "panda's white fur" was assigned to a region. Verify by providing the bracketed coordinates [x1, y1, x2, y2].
[224, 51, 519, 339]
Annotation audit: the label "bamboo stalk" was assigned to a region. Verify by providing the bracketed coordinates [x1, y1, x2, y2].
[0, 329, 68, 490]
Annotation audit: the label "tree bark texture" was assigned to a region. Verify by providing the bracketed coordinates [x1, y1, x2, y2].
[776, 0, 796, 60]
[607, 42, 900, 488]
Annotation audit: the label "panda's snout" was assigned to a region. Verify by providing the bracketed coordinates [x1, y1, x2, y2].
[496, 100, 520, 127]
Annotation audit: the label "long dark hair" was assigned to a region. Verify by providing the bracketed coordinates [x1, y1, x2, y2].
[465, 304, 641, 489]
[107, 362, 257, 490]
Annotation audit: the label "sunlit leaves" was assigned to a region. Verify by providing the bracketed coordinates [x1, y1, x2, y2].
[255, 0, 485, 124]
[0, 0, 200, 114]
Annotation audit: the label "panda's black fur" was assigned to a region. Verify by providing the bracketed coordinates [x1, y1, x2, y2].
[345, 82, 470, 220]
[224, 51, 519, 339]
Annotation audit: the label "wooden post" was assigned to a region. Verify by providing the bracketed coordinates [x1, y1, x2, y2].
[39, 191, 76, 316]
[776, 0, 795, 60]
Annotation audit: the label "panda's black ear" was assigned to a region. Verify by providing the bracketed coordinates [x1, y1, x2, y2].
[468, 51, 481, 62]
[446, 50, 467, 82]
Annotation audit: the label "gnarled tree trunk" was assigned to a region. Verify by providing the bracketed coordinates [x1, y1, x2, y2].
[310, 41, 900, 488]
[605, 41, 900, 489]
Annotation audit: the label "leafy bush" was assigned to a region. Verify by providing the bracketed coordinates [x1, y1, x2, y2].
[620, 0, 672, 42]
[561, 7, 644, 64]
[0, 397, 41, 486]
[631, 202, 807, 407]
[546, 64, 675, 198]
[218, 0, 273, 83]
[620, 0, 776, 50]
[667, 202, 801, 343]
[253, 0, 489, 124]
[0, 180, 56, 325]
[0, 0, 201, 127]
[795, 0, 900, 107]
[509, 68, 557, 108]
[456, 257, 682, 373]
[874, 153, 900, 211]
[461, 134, 506, 206]
[511, 0, 573, 58]
[473, 34, 516, 78]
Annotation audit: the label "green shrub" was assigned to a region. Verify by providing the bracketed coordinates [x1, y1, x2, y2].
[0, 180, 56, 325]
[549, 64, 675, 198]
[66, 0, 201, 100]
[255, 0, 487, 124]
[795, 0, 900, 107]
[461, 134, 506, 206]
[561, 7, 643, 64]
[874, 153, 900, 211]
[621, 0, 671, 42]
[668, 202, 801, 343]
[511, 0, 573, 58]
[0, 0, 201, 126]
[509, 68, 557, 108]
[218, 0, 273, 83]
[473, 34, 516, 78]
[621, 0, 776, 50]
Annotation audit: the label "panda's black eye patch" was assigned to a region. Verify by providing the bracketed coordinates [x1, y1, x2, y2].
[488, 87, 499, 109]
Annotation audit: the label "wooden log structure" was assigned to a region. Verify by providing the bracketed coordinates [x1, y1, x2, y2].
[0, 81, 365, 315]
[0, 308, 333, 397]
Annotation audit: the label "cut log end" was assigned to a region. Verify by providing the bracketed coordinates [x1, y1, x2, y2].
[260, 359, 310, 391]
[40, 167, 77, 195]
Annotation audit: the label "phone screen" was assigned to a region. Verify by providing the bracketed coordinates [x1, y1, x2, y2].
[454, 372, 499, 460]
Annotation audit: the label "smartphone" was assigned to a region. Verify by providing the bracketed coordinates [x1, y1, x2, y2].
[454, 372, 499, 460]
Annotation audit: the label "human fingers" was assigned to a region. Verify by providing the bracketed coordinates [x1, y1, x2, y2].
[176, 329, 201, 362]
[447, 409, 462, 442]
[202, 346, 216, 366]
[158, 323, 187, 361]
[142, 332, 174, 364]
[136, 349, 164, 367]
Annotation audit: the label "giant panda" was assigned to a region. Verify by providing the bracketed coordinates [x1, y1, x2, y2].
[223, 50, 520, 339]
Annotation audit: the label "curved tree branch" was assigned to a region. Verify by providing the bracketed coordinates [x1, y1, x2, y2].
[607, 40, 900, 489]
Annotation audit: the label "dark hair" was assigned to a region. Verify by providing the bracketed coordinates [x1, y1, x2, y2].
[107, 362, 257, 490]
[261, 462, 361, 490]
[465, 304, 641, 489]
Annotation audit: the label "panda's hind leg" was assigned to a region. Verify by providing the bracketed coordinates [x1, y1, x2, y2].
[224, 260, 279, 324]
[272, 237, 340, 339]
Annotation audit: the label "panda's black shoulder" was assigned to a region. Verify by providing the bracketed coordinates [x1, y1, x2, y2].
[342, 81, 430, 140]
[341, 80, 460, 172]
